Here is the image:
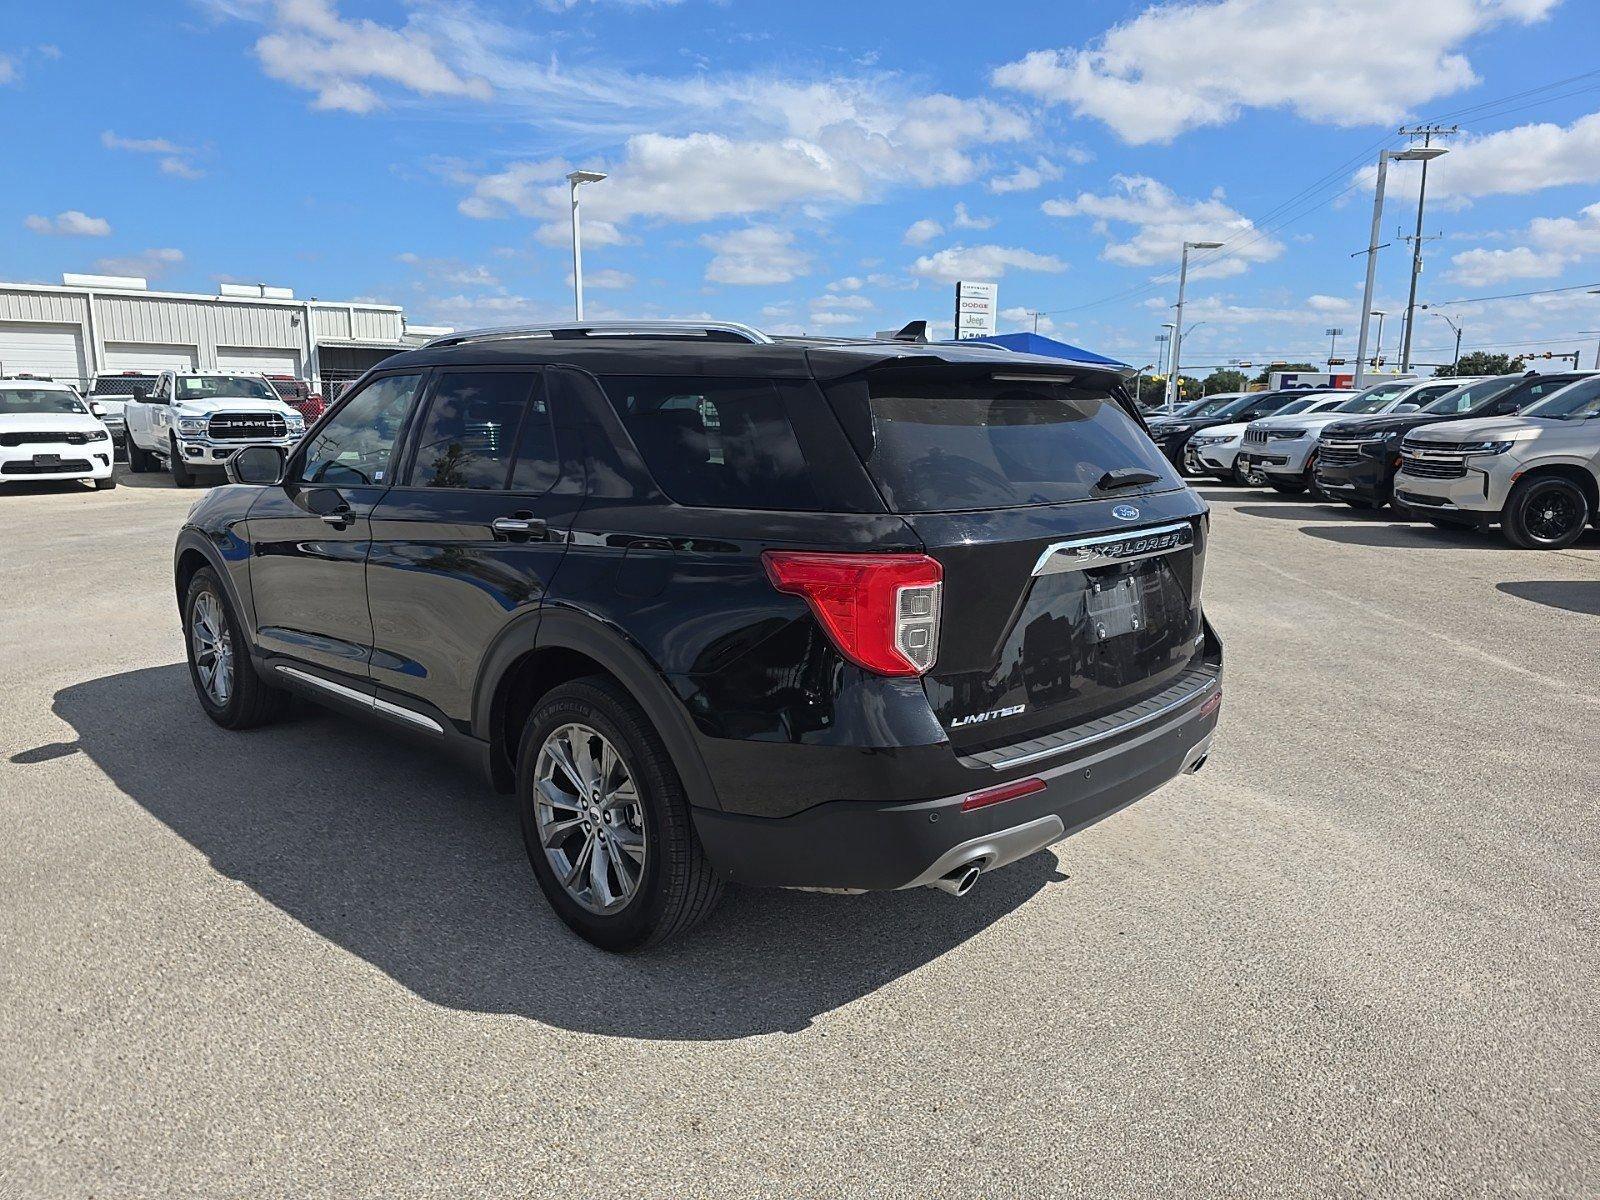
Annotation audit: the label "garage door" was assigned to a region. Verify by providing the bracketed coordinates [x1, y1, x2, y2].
[0, 322, 87, 386]
[104, 342, 197, 372]
[216, 346, 301, 377]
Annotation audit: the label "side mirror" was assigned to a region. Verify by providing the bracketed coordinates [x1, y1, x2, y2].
[227, 445, 286, 486]
[89, 401, 105, 417]
[132, 386, 149, 402]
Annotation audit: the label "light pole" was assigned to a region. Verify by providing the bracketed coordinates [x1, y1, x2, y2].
[1369, 310, 1387, 368]
[1428, 309, 1463, 369]
[1590, 290, 1600, 368]
[1156, 323, 1175, 402]
[1353, 145, 1448, 388]
[566, 169, 607, 320]
[1325, 326, 1344, 368]
[1165, 239, 1224, 412]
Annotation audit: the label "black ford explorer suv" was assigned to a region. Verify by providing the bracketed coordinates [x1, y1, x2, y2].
[1315, 371, 1587, 512]
[173, 321, 1222, 950]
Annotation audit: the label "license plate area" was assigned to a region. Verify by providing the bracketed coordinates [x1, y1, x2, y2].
[33, 453, 61, 467]
[1085, 575, 1144, 641]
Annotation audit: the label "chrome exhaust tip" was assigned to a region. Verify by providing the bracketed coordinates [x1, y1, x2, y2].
[931, 862, 982, 897]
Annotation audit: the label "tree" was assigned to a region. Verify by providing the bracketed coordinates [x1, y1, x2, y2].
[1252, 362, 1317, 385]
[1202, 368, 1247, 394]
[1437, 351, 1525, 378]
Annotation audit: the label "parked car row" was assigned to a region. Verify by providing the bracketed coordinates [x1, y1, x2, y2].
[1160, 371, 1600, 550]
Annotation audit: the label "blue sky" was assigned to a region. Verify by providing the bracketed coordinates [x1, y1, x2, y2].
[4, 0, 1600, 372]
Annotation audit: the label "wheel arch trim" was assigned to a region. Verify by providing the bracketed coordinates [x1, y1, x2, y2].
[472, 604, 723, 811]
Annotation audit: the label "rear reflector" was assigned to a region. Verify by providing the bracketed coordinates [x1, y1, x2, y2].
[762, 550, 942, 676]
[1198, 689, 1222, 718]
[962, 776, 1046, 812]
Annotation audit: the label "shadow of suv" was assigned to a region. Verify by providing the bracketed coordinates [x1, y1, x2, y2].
[172, 321, 1222, 950]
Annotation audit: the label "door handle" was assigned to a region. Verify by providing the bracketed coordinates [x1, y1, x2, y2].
[320, 509, 352, 528]
[491, 514, 547, 539]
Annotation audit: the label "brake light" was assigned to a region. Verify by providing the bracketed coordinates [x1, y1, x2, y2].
[762, 551, 942, 676]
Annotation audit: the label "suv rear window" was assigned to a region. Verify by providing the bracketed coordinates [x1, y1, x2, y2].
[859, 372, 1173, 512]
[599, 376, 825, 510]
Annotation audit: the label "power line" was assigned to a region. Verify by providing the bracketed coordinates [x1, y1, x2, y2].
[1421, 281, 1600, 308]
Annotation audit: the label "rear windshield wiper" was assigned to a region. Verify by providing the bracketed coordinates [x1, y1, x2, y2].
[1096, 468, 1161, 491]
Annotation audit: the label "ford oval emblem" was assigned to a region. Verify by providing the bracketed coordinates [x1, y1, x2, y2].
[1111, 504, 1140, 522]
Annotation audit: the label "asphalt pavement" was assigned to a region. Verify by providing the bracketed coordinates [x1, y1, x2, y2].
[2, 469, 1596, 1198]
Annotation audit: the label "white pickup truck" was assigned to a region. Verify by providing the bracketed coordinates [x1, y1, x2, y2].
[123, 370, 305, 486]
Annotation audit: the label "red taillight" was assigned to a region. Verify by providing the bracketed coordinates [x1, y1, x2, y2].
[762, 550, 942, 677]
[962, 776, 1046, 812]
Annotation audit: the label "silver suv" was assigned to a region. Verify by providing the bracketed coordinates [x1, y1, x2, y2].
[1396, 372, 1600, 548]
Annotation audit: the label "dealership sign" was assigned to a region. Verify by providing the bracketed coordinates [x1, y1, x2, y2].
[954, 281, 998, 339]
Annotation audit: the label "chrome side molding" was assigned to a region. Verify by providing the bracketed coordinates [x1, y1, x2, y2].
[275, 665, 444, 734]
[1031, 521, 1194, 576]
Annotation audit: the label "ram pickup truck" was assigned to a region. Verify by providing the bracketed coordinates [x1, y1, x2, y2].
[123, 370, 305, 486]
[85, 372, 158, 455]
[1395, 372, 1600, 548]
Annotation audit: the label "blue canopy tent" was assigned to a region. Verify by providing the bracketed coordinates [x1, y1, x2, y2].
[954, 331, 1128, 368]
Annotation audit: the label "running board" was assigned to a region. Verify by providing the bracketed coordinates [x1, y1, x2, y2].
[274, 665, 444, 734]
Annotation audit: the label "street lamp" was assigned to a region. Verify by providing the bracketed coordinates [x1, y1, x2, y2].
[1426, 308, 1463, 369]
[1353, 145, 1448, 388]
[566, 169, 608, 321]
[1325, 326, 1345, 367]
[1369, 310, 1387, 368]
[1166, 239, 1225, 412]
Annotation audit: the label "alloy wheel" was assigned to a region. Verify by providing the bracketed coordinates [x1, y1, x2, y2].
[1525, 487, 1584, 545]
[534, 723, 648, 914]
[190, 592, 233, 706]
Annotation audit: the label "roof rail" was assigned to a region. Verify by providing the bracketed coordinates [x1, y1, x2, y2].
[422, 320, 773, 349]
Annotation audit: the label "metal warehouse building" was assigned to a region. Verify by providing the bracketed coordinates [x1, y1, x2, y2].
[0, 274, 425, 397]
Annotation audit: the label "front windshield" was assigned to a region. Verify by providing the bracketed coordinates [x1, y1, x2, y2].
[0, 388, 89, 415]
[1335, 382, 1410, 414]
[1522, 377, 1600, 420]
[176, 375, 277, 402]
[1422, 375, 1521, 416]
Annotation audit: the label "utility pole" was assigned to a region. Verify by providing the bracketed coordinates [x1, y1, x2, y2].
[1354, 143, 1448, 388]
[1369, 310, 1386, 368]
[1165, 239, 1223, 412]
[1397, 125, 1457, 371]
[1026, 310, 1045, 333]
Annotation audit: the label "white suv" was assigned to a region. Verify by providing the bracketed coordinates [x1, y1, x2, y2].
[0, 378, 116, 490]
[1187, 393, 1353, 484]
[1395, 372, 1600, 549]
[1241, 378, 1469, 495]
[124, 370, 305, 487]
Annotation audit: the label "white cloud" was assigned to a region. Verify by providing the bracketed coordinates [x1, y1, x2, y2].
[94, 248, 184, 280]
[904, 218, 944, 246]
[396, 252, 501, 288]
[0, 54, 17, 85]
[807, 310, 862, 329]
[814, 292, 873, 311]
[702, 226, 810, 285]
[1305, 294, 1355, 315]
[1364, 111, 1600, 204]
[235, 0, 493, 113]
[988, 156, 1065, 194]
[1042, 174, 1282, 278]
[909, 244, 1068, 284]
[993, 0, 1556, 144]
[102, 129, 204, 180]
[1445, 202, 1600, 285]
[952, 202, 993, 230]
[24, 210, 112, 237]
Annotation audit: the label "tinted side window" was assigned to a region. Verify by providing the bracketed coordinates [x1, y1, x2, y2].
[299, 372, 420, 485]
[408, 371, 540, 491]
[598, 376, 823, 510]
[508, 387, 558, 494]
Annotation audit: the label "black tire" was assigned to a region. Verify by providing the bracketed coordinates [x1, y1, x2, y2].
[1233, 460, 1265, 486]
[515, 677, 723, 952]
[170, 436, 196, 488]
[183, 567, 287, 730]
[126, 435, 152, 473]
[93, 474, 117, 491]
[1502, 475, 1590, 550]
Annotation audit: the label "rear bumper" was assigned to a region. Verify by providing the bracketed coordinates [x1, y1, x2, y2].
[691, 677, 1220, 891]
